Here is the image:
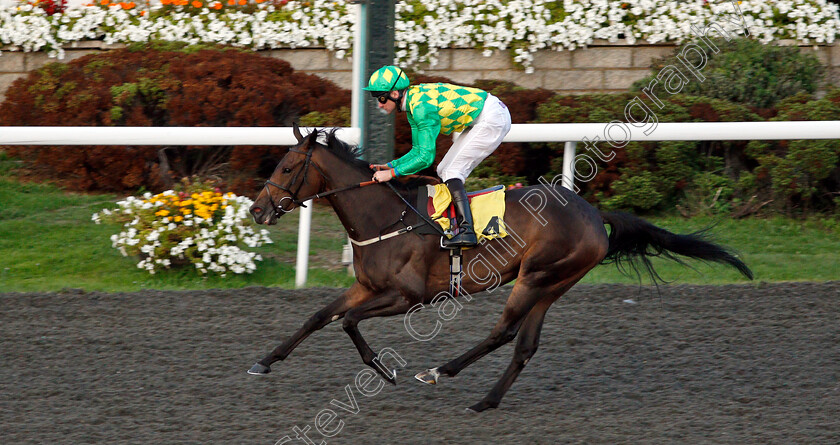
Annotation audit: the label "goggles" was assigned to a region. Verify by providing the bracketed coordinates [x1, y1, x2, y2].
[370, 90, 390, 104]
[370, 68, 405, 104]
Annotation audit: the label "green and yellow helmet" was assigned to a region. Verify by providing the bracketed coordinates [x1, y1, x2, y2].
[363, 66, 410, 92]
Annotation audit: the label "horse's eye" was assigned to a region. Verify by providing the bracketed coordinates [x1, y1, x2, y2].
[283, 168, 292, 173]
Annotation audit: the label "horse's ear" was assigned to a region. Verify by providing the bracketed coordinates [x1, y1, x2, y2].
[307, 128, 318, 144]
[292, 122, 303, 143]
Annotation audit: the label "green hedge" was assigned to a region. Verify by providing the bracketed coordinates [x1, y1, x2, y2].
[631, 38, 824, 109]
[532, 89, 840, 216]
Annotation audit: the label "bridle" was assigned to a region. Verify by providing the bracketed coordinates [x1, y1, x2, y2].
[260, 138, 445, 245]
[262, 145, 376, 216]
[263, 147, 323, 214]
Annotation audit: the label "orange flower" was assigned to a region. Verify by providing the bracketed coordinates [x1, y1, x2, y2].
[238, 0, 246, 5]
[191, 0, 202, 7]
[99, 0, 108, 4]
[212, 2, 222, 9]
[161, 0, 170, 4]
[139, 10, 145, 15]
[227, 0, 234, 4]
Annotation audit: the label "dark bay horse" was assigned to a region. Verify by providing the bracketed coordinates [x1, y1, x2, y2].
[247, 126, 753, 412]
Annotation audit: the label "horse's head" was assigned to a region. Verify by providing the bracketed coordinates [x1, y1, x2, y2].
[250, 124, 327, 225]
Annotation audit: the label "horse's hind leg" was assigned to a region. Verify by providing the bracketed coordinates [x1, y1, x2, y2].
[467, 299, 551, 412]
[416, 283, 542, 384]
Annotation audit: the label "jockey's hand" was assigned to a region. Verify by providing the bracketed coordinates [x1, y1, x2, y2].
[369, 164, 389, 171]
[373, 168, 396, 183]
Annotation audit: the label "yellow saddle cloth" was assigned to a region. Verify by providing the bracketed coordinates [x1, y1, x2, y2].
[427, 184, 508, 242]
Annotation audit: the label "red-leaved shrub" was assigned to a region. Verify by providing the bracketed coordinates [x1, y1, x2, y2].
[0, 43, 350, 193]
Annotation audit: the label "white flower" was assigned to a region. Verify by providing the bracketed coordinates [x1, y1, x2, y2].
[5, 1, 837, 72]
[92, 187, 270, 276]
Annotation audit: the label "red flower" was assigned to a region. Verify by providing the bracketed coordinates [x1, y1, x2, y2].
[31, 0, 67, 15]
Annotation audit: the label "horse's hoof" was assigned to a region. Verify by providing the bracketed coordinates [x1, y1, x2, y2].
[371, 357, 397, 385]
[466, 400, 497, 413]
[247, 362, 271, 375]
[414, 367, 441, 385]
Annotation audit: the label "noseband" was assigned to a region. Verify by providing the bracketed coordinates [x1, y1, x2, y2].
[263, 147, 327, 214]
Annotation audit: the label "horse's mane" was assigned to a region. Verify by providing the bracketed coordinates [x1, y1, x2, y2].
[319, 128, 371, 172]
[319, 128, 440, 191]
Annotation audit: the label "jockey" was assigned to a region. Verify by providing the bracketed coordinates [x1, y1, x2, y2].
[365, 65, 512, 248]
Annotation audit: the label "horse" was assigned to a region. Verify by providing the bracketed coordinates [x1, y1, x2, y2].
[247, 125, 753, 412]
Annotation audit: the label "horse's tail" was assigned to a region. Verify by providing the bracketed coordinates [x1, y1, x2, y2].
[600, 211, 753, 283]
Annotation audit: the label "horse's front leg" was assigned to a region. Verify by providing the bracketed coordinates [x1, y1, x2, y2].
[341, 291, 417, 385]
[247, 283, 374, 375]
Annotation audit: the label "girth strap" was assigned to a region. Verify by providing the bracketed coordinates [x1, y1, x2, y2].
[349, 225, 416, 247]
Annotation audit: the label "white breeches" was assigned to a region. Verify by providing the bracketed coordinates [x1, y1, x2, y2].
[436, 94, 512, 182]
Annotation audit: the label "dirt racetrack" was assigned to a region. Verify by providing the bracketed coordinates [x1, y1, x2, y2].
[2, 282, 839, 444]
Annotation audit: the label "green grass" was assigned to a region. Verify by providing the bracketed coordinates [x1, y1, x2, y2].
[0, 187, 356, 292]
[1, 152, 837, 292]
[0, 153, 355, 292]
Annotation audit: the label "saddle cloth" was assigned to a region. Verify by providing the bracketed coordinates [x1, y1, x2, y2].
[416, 184, 508, 242]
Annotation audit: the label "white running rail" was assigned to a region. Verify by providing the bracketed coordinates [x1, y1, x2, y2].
[3, 120, 839, 287]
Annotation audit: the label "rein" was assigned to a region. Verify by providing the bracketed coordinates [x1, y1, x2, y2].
[298, 180, 378, 203]
[262, 144, 446, 246]
[385, 182, 446, 237]
[263, 147, 376, 213]
[348, 182, 447, 248]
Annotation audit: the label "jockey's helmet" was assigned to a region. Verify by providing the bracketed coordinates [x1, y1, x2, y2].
[364, 66, 410, 93]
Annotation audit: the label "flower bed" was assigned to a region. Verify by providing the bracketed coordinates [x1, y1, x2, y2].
[1, 0, 839, 70]
[92, 180, 272, 275]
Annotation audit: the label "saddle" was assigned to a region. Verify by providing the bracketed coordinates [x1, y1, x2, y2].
[415, 183, 508, 242]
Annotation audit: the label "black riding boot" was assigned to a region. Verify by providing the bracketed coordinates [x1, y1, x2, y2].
[442, 179, 478, 248]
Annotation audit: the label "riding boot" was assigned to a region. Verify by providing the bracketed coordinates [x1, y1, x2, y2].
[442, 179, 478, 248]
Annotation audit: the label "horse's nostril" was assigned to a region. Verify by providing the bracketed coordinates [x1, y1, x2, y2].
[252, 207, 262, 214]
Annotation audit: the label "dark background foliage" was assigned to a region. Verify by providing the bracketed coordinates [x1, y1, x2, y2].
[0, 43, 349, 194]
[2, 38, 838, 215]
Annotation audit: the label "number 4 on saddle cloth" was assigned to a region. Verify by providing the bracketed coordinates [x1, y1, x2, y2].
[415, 183, 509, 244]
[414, 183, 509, 299]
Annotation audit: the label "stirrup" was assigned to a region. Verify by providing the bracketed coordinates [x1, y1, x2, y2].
[440, 236, 457, 249]
[441, 228, 477, 248]
[440, 234, 477, 249]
